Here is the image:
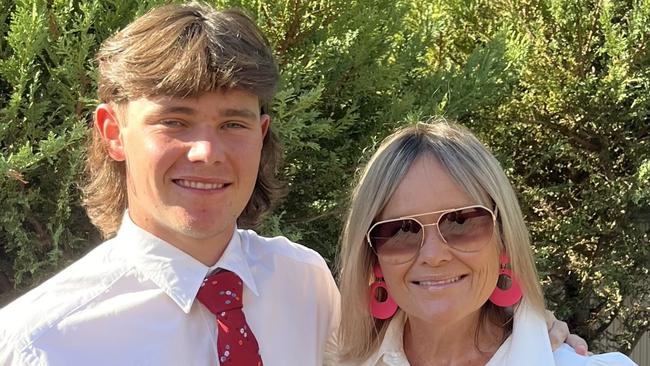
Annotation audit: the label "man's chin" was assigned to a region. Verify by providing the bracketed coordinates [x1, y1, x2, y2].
[173, 220, 222, 234]
[173, 218, 236, 241]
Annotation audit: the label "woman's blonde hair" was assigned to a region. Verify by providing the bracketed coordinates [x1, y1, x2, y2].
[83, 3, 282, 237]
[337, 120, 545, 360]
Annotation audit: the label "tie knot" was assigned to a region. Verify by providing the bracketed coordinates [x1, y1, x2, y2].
[196, 270, 244, 314]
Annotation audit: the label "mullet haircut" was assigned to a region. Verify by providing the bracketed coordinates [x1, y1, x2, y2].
[83, 2, 282, 237]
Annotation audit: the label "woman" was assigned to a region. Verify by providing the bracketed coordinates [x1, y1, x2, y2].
[337, 121, 636, 365]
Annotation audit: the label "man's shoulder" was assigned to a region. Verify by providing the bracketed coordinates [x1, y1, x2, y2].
[0, 237, 129, 355]
[238, 229, 330, 271]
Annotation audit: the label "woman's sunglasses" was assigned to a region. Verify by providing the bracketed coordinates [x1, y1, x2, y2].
[366, 205, 496, 264]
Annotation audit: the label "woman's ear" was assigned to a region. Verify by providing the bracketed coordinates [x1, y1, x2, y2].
[95, 103, 125, 161]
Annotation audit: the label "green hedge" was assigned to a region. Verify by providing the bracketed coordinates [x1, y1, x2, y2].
[0, 0, 648, 354]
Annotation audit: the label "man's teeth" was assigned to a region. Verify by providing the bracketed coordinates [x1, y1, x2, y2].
[417, 276, 462, 286]
[176, 179, 224, 190]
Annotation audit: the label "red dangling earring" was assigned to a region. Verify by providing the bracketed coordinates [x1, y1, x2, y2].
[369, 264, 398, 319]
[489, 252, 523, 307]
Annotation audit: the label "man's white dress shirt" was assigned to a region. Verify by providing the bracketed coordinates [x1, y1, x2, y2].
[338, 301, 637, 366]
[0, 214, 340, 366]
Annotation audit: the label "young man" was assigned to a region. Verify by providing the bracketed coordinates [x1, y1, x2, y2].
[0, 4, 338, 365]
[0, 3, 583, 365]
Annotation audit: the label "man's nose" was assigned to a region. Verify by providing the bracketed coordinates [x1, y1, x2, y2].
[186, 132, 225, 164]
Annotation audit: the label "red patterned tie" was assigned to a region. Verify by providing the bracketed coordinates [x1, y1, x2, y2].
[197, 270, 263, 366]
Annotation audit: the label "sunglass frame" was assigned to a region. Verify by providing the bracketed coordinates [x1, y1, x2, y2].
[366, 204, 497, 259]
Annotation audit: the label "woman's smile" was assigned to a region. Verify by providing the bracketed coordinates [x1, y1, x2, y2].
[410, 274, 468, 291]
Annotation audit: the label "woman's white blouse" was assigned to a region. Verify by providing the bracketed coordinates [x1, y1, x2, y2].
[338, 301, 637, 366]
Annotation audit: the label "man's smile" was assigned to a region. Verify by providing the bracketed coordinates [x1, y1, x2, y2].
[173, 179, 228, 190]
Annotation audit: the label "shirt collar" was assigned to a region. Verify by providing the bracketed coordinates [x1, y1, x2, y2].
[371, 312, 410, 365]
[370, 301, 554, 366]
[486, 300, 555, 366]
[115, 213, 258, 314]
[212, 228, 259, 297]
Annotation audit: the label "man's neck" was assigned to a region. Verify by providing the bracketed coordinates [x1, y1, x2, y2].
[168, 233, 233, 266]
[127, 213, 235, 266]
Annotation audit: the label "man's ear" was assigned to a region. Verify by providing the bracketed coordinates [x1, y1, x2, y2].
[95, 103, 125, 161]
[260, 113, 270, 139]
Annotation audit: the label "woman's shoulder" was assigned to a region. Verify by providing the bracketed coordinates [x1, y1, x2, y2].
[554, 344, 638, 366]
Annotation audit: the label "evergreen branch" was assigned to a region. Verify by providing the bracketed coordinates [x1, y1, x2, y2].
[528, 109, 605, 154]
[625, 322, 650, 355]
[5, 169, 28, 185]
[25, 209, 52, 250]
[593, 306, 619, 339]
[284, 205, 341, 225]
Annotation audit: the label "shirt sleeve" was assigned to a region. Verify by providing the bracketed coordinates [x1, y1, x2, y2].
[554, 344, 639, 366]
[0, 340, 28, 366]
[0, 310, 28, 366]
[322, 326, 340, 366]
[322, 271, 341, 366]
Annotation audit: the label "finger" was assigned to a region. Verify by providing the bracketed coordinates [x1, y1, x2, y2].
[566, 334, 589, 356]
[548, 319, 570, 351]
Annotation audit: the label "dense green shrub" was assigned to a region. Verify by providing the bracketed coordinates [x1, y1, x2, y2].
[0, 0, 647, 354]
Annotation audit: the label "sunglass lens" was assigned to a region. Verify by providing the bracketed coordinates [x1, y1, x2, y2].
[438, 207, 494, 251]
[369, 219, 422, 258]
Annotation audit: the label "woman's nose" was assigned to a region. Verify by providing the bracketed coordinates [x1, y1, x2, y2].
[417, 225, 454, 266]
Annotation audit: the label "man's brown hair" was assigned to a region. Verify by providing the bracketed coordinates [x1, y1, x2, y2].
[83, 2, 282, 238]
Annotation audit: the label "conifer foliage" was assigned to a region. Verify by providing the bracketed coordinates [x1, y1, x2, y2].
[0, 0, 647, 354]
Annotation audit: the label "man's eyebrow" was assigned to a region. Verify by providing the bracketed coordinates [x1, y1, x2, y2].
[219, 108, 258, 119]
[152, 106, 258, 119]
[156, 106, 197, 115]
